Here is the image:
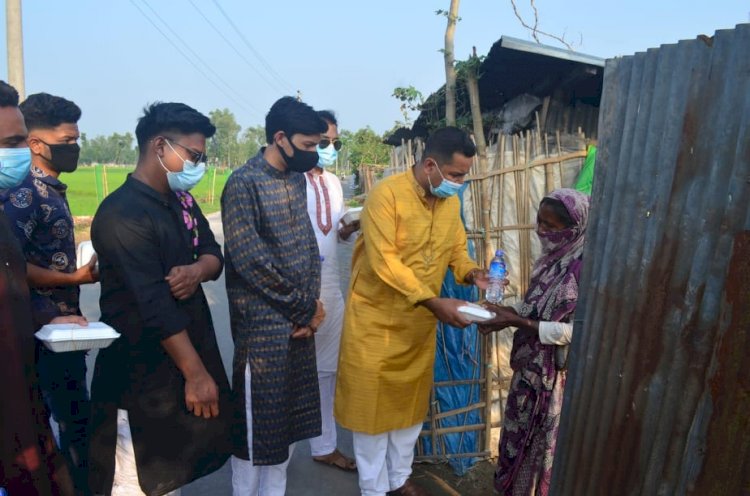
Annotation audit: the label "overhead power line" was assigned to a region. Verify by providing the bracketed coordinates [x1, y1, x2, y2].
[209, 0, 296, 94]
[186, 0, 289, 95]
[129, 0, 263, 117]
[137, 0, 263, 114]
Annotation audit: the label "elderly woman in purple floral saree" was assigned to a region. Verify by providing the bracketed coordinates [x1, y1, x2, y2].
[480, 188, 590, 496]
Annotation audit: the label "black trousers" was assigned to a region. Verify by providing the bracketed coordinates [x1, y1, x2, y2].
[37, 345, 91, 495]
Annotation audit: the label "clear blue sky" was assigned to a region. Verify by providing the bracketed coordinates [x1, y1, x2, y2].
[1, 0, 747, 138]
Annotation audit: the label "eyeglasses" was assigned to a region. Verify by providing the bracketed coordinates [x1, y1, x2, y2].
[318, 138, 342, 151]
[165, 138, 208, 164]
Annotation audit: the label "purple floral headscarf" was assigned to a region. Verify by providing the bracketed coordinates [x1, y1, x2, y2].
[518, 188, 590, 322]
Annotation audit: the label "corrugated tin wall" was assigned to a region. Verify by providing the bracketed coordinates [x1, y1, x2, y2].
[551, 25, 750, 495]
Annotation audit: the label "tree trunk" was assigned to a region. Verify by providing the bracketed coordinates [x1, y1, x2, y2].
[466, 68, 493, 270]
[444, 0, 460, 126]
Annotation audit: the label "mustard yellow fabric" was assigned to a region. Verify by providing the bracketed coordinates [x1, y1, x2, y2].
[334, 171, 480, 434]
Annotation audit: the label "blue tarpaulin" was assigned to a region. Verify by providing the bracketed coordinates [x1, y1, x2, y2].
[417, 185, 483, 475]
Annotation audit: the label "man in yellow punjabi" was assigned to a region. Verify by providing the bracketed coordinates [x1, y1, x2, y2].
[335, 127, 488, 496]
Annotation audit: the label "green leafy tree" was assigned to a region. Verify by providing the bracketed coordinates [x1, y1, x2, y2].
[79, 132, 137, 164]
[238, 125, 266, 163]
[392, 86, 424, 126]
[209, 108, 242, 168]
[341, 127, 391, 167]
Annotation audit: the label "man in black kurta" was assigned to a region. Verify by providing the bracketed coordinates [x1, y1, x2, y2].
[88, 103, 231, 495]
[222, 96, 327, 495]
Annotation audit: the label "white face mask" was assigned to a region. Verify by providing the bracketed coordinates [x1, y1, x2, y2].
[157, 140, 206, 192]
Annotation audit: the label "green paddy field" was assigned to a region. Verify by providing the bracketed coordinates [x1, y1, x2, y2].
[63, 165, 230, 217]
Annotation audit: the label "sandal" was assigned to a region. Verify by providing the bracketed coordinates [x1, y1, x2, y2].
[312, 448, 357, 472]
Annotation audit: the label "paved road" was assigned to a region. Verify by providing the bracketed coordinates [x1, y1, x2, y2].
[79, 176, 361, 495]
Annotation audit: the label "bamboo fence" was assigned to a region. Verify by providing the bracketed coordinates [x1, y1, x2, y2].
[390, 126, 588, 460]
[357, 165, 377, 195]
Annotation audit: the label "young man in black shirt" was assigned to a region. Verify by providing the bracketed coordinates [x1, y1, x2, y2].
[88, 103, 231, 495]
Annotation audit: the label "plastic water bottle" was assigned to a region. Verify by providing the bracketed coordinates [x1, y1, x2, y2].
[486, 249, 507, 304]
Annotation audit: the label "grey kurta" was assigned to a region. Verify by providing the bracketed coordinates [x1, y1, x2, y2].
[222, 152, 322, 465]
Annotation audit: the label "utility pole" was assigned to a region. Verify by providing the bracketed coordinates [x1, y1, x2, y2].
[6, 0, 25, 99]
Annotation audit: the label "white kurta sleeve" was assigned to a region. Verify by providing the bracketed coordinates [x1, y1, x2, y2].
[538, 321, 574, 345]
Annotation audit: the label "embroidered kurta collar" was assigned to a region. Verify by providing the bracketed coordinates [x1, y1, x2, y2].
[408, 168, 428, 202]
[306, 171, 333, 235]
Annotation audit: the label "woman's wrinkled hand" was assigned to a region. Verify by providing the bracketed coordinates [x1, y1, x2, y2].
[477, 304, 522, 335]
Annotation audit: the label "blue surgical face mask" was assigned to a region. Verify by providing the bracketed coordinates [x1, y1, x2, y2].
[0, 147, 32, 189]
[428, 163, 462, 198]
[158, 141, 206, 192]
[317, 143, 338, 168]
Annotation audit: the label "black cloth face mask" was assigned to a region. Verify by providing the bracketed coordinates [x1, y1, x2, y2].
[44, 142, 81, 173]
[279, 135, 319, 173]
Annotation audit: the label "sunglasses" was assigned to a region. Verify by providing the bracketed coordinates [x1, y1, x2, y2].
[318, 138, 342, 151]
[166, 138, 208, 164]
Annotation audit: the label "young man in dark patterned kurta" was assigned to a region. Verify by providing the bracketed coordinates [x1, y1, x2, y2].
[0, 92, 97, 494]
[222, 96, 327, 495]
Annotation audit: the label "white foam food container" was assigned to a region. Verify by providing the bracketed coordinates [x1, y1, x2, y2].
[35, 322, 120, 353]
[458, 303, 496, 323]
[76, 240, 97, 269]
[342, 207, 363, 225]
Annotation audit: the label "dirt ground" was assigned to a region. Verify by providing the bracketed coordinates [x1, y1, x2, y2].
[411, 459, 497, 495]
[74, 216, 93, 242]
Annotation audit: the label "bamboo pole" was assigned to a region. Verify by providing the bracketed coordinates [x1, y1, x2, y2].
[486, 136, 505, 268]
[443, 0, 460, 126]
[539, 96, 551, 132]
[483, 331, 494, 454]
[210, 166, 217, 205]
[493, 331, 502, 433]
[425, 402, 486, 421]
[521, 131, 532, 293]
[424, 472, 463, 496]
[429, 386, 439, 456]
[465, 60, 493, 267]
[512, 136, 524, 292]
[419, 421, 503, 437]
[433, 378, 486, 387]
[438, 401, 448, 456]
[498, 134, 506, 260]
[466, 151, 587, 180]
[414, 451, 491, 461]
[103, 165, 109, 197]
[463, 52, 495, 456]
